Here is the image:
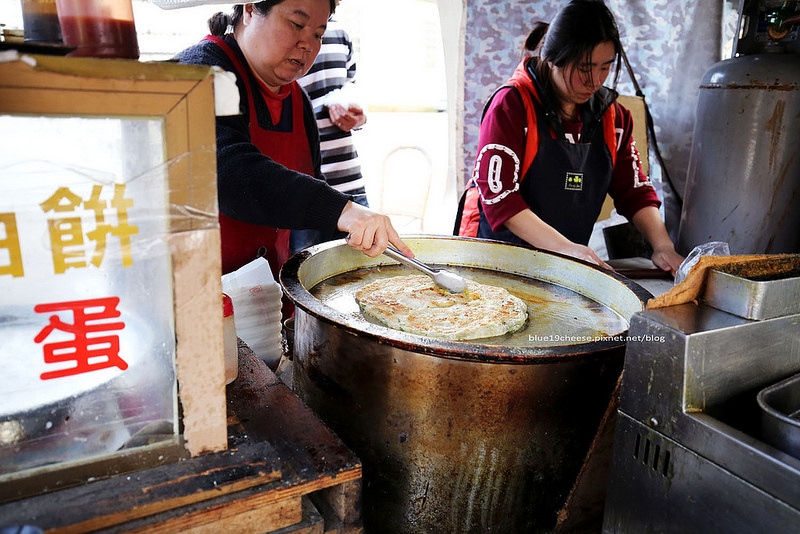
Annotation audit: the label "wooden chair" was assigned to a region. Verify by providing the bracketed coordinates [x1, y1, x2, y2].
[596, 94, 650, 222]
[376, 145, 433, 233]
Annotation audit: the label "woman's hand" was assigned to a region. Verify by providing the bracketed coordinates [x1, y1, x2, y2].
[337, 201, 413, 258]
[650, 245, 684, 277]
[631, 207, 684, 277]
[504, 209, 612, 270]
[328, 103, 366, 132]
[560, 243, 613, 270]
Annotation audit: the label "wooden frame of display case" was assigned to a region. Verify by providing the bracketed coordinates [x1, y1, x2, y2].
[0, 52, 226, 502]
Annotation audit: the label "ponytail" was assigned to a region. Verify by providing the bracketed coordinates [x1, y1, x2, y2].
[207, 11, 232, 37]
[522, 22, 549, 58]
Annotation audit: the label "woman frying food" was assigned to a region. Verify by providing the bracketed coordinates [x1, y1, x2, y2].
[456, 0, 683, 275]
[176, 0, 411, 280]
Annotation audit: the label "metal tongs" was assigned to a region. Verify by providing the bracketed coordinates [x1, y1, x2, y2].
[383, 245, 467, 294]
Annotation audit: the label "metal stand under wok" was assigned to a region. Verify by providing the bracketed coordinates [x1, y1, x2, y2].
[603, 267, 800, 532]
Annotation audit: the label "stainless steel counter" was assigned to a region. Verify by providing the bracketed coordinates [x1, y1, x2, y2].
[603, 266, 800, 533]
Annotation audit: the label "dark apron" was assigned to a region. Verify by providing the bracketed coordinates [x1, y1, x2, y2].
[478, 90, 613, 246]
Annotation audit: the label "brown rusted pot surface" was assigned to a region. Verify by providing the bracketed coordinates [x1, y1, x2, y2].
[280, 237, 651, 533]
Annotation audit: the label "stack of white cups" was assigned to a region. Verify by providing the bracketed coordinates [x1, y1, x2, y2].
[221, 257, 283, 368]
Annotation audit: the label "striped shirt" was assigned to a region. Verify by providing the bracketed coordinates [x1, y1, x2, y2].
[298, 19, 366, 195]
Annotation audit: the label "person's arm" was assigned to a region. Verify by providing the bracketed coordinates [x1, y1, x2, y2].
[631, 206, 683, 275]
[217, 115, 410, 257]
[607, 104, 683, 274]
[215, 114, 349, 231]
[505, 209, 611, 269]
[473, 88, 535, 232]
[178, 40, 349, 232]
[178, 39, 407, 257]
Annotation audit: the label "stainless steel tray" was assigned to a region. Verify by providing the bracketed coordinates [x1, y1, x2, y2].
[758, 372, 800, 459]
[704, 256, 800, 320]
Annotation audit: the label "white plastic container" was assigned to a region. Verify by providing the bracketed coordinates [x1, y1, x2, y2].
[221, 257, 283, 368]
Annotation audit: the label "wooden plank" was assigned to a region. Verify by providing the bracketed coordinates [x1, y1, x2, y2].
[122, 494, 302, 534]
[269, 496, 325, 534]
[226, 344, 363, 532]
[308, 489, 364, 534]
[95, 453, 359, 534]
[314, 480, 362, 525]
[227, 342, 362, 482]
[169, 229, 227, 456]
[0, 55, 209, 93]
[0, 442, 282, 533]
[164, 94, 192, 233]
[0, 87, 183, 116]
[185, 75, 219, 230]
[0, 342, 362, 534]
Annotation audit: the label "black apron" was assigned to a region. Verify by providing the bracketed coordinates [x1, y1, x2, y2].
[478, 87, 614, 246]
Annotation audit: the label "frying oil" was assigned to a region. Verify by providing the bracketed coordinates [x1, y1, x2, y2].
[310, 265, 628, 348]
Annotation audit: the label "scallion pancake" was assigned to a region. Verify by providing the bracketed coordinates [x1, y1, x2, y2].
[355, 274, 528, 340]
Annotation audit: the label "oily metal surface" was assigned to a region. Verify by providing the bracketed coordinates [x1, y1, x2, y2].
[704, 255, 800, 320]
[293, 310, 624, 534]
[281, 236, 652, 362]
[758, 372, 800, 460]
[311, 264, 628, 348]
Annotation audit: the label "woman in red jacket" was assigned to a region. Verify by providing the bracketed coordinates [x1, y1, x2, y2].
[457, 0, 682, 275]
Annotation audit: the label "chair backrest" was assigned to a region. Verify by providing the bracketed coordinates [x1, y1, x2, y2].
[617, 94, 650, 176]
[377, 145, 433, 232]
[596, 94, 650, 221]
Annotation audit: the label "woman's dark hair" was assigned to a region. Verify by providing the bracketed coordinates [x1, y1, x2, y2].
[208, 0, 337, 37]
[524, 0, 622, 91]
[521, 21, 548, 60]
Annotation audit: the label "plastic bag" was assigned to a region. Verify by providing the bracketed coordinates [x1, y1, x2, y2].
[221, 257, 283, 368]
[674, 241, 730, 285]
[322, 82, 363, 110]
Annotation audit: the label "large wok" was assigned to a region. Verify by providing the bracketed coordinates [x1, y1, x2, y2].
[280, 236, 651, 533]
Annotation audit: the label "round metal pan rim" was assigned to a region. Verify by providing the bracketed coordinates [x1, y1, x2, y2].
[280, 235, 653, 364]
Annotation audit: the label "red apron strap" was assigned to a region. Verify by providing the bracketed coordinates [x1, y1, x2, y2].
[603, 102, 618, 167]
[456, 186, 481, 237]
[203, 35, 257, 120]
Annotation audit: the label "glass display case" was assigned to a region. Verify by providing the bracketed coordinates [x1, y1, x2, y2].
[0, 53, 226, 502]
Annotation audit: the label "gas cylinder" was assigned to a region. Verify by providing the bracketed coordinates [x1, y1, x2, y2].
[677, 1, 800, 254]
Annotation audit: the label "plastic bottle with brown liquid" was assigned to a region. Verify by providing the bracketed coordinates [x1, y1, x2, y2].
[55, 0, 139, 59]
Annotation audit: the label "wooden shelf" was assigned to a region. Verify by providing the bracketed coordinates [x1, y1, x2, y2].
[0, 342, 363, 533]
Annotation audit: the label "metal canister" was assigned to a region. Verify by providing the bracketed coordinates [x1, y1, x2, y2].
[678, 53, 800, 254]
